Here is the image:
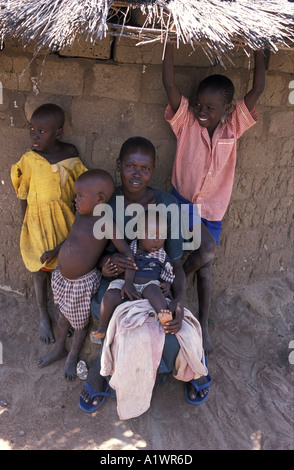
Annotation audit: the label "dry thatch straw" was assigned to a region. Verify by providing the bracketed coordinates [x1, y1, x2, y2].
[0, 0, 293, 65]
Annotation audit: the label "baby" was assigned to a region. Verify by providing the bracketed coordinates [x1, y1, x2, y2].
[38, 169, 136, 380]
[92, 210, 175, 340]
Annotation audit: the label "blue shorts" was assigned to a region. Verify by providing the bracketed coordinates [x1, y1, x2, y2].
[171, 187, 222, 246]
[201, 218, 223, 246]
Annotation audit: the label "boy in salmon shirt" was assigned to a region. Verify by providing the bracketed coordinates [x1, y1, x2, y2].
[163, 44, 268, 356]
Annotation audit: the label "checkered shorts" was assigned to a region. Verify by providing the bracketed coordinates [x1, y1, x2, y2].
[51, 267, 101, 330]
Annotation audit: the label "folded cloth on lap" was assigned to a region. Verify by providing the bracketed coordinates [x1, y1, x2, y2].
[100, 299, 207, 420]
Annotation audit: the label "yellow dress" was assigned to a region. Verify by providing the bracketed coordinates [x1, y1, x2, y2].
[11, 150, 87, 272]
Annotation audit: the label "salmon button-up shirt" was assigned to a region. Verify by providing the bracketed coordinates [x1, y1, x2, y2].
[165, 95, 258, 221]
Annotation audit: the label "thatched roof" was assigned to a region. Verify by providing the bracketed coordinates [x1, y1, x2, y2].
[1, 1, 293, 64]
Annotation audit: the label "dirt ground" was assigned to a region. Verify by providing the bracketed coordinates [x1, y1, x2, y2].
[0, 271, 293, 451]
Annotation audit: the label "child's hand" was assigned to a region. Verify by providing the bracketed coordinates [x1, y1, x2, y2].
[40, 248, 58, 265]
[102, 258, 118, 278]
[160, 281, 171, 297]
[120, 281, 141, 301]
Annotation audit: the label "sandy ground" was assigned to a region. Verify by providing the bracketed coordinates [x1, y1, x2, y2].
[0, 271, 293, 451]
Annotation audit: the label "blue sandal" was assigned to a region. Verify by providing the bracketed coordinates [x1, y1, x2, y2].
[185, 358, 211, 405]
[79, 379, 111, 413]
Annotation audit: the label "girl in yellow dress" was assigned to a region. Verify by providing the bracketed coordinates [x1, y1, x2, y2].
[11, 103, 87, 344]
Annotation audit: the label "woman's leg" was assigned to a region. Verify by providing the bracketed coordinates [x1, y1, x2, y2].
[80, 350, 106, 407]
[81, 281, 111, 406]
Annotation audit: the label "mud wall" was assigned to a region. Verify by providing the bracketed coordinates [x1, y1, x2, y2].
[0, 37, 293, 297]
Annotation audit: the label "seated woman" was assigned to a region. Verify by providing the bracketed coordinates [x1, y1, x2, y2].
[79, 137, 211, 414]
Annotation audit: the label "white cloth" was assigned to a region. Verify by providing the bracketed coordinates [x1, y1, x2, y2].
[100, 299, 207, 420]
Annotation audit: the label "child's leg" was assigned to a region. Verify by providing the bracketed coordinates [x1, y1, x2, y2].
[183, 224, 216, 355]
[63, 327, 88, 381]
[38, 311, 69, 368]
[197, 261, 213, 355]
[38, 310, 88, 380]
[92, 288, 123, 339]
[34, 270, 54, 344]
[183, 223, 216, 275]
[141, 283, 173, 325]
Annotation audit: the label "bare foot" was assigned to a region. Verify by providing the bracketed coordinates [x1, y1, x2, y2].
[38, 347, 67, 368]
[63, 354, 78, 381]
[39, 315, 55, 344]
[158, 309, 173, 326]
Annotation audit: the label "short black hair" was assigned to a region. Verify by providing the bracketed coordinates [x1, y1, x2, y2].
[76, 169, 114, 187]
[119, 136, 156, 163]
[32, 103, 65, 128]
[197, 74, 235, 104]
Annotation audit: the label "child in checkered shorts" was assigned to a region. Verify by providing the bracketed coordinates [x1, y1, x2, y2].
[92, 210, 175, 340]
[38, 169, 137, 380]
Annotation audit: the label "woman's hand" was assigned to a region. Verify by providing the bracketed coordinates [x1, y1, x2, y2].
[101, 258, 118, 278]
[109, 253, 138, 276]
[163, 297, 184, 335]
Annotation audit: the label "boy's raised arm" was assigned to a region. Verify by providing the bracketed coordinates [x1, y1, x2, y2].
[162, 43, 181, 113]
[244, 50, 269, 112]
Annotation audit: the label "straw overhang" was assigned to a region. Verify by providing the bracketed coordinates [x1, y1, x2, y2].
[0, 0, 293, 63]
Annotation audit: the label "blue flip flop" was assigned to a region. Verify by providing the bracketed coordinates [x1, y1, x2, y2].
[79, 379, 111, 413]
[185, 358, 211, 405]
